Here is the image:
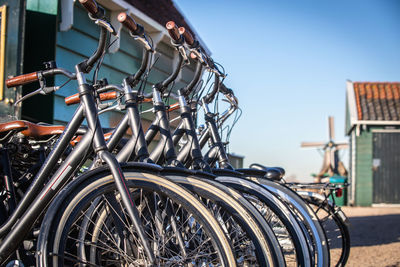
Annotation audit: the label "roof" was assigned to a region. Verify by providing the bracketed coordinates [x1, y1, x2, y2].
[120, 0, 210, 54]
[346, 81, 400, 134]
[353, 82, 400, 121]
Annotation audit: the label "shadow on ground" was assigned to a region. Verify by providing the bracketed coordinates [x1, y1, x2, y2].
[348, 214, 400, 247]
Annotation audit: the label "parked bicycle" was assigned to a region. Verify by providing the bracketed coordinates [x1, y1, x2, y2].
[0, 0, 351, 266]
[1, 1, 236, 266]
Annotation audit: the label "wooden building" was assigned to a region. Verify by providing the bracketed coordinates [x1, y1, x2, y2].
[0, 0, 209, 129]
[346, 80, 400, 206]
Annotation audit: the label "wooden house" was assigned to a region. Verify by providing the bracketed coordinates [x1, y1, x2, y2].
[346, 80, 400, 206]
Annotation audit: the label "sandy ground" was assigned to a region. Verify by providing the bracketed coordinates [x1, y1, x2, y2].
[340, 206, 400, 267]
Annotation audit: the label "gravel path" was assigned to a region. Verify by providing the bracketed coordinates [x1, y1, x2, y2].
[340, 206, 400, 267]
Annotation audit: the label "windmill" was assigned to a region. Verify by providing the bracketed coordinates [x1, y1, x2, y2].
[301, 116, 349, 183]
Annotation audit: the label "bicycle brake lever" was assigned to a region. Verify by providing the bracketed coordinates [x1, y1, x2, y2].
[178, 46, 189, 64]
[98, 103, 118, 115]
[130, 33, 153, 52]
[14, 88, 43, 106]
[95, 19, 117, 36]
[190, 49, 205, 64]
[98, 99, 126, 114]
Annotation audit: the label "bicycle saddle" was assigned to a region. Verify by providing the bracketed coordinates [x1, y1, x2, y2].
[0, 120, 64, 138]
[248, 163, 286, 181]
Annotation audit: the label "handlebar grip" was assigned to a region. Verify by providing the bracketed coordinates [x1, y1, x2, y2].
[65, 93, 80, 105]
[167, 102, 180, 112]
[178, 27, 194, 46]
[166, 21, 181, 42]
[142, 97, 152, 103]
[65, 91, 118, 105]
[99, 91, 118, 102]
[78, 0, 99, 16]
[190, 52, 197, 59]
[6, 72, 39, 88]
[118, 12, 138, 33]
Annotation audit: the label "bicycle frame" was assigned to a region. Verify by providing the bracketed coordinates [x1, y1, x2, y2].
[177, 76, 237, 170]
[0, 28, 155, 265]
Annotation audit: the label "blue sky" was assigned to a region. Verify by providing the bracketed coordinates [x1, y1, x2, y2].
[175, 0, 400, 181]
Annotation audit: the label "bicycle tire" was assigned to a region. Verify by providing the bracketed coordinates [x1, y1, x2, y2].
[164, 172, 285, 266]
[215, 175, 312, 267]
[298, 192, 351, 267]
[251, 177, 330, 267]
[36, 165, 236, 266]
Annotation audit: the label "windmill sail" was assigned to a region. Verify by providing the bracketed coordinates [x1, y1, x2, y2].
[329, 116, 335, 140]
[301, 142, 326, 148]
[301, 116, 349, 183]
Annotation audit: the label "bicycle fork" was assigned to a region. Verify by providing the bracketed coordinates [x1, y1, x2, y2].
[77, 70, 156, 264]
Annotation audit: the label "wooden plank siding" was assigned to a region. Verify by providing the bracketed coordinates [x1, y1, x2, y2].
[53, 3, 194, 128]
[355, 130, 373, 206]
[372, 132, 400, 204]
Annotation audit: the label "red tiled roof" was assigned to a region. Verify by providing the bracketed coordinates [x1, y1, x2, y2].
[353, 82, 400, 121]
[124, 0, 196, 39]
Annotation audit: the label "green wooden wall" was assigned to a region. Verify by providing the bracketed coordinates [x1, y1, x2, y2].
[54, 3, 194, 128]
[26, 0, 57, 15]
[355, 129, 373, 206]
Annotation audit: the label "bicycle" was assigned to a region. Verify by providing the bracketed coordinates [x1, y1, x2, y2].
[64, 16, 286, 266]
[0, 1, 236, 265]
[289, 182, 351, 267]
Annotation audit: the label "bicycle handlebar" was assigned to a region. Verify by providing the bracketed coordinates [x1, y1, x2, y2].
[42, 68, 76, 79]
[180, 60, 202, 97]
[65, 91, 118, 105]
[81, 26, 107, 73]
[166, 21, 182, 43]
[204, 75, 219, 104]
[118, 12, 139, 34]
[6, 72, 39, 88]
[127, 47, 150, 87]
[6, 68, 76, 88]
[219, 83, 233, 95]
[79, 0, 99, 17]
[160, 52, 184, 91]
[178, 27, 194, 47]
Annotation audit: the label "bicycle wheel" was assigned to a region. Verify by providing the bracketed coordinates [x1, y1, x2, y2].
[252, 177, 331, 267]
[215, 175, 312, 267]
[36, 166, 236, 266]
[164, 172, 285, 266]
[298, 193, 350, 267]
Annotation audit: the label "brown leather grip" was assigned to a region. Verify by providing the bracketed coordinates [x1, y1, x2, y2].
[167, 102, 180, 112]
[118, 12, 138, 33]
[142, 97, 152, 103]
[79, 0, 98, 16]
[190, 52, 197, 59]
[99, 91, 118, 101]
[6, 72, 39, 88]
[178, 27, 194, 46]
[65, 91, 118, 105]
[166, 21, 180, 42]
[65, 93, 80, 105]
